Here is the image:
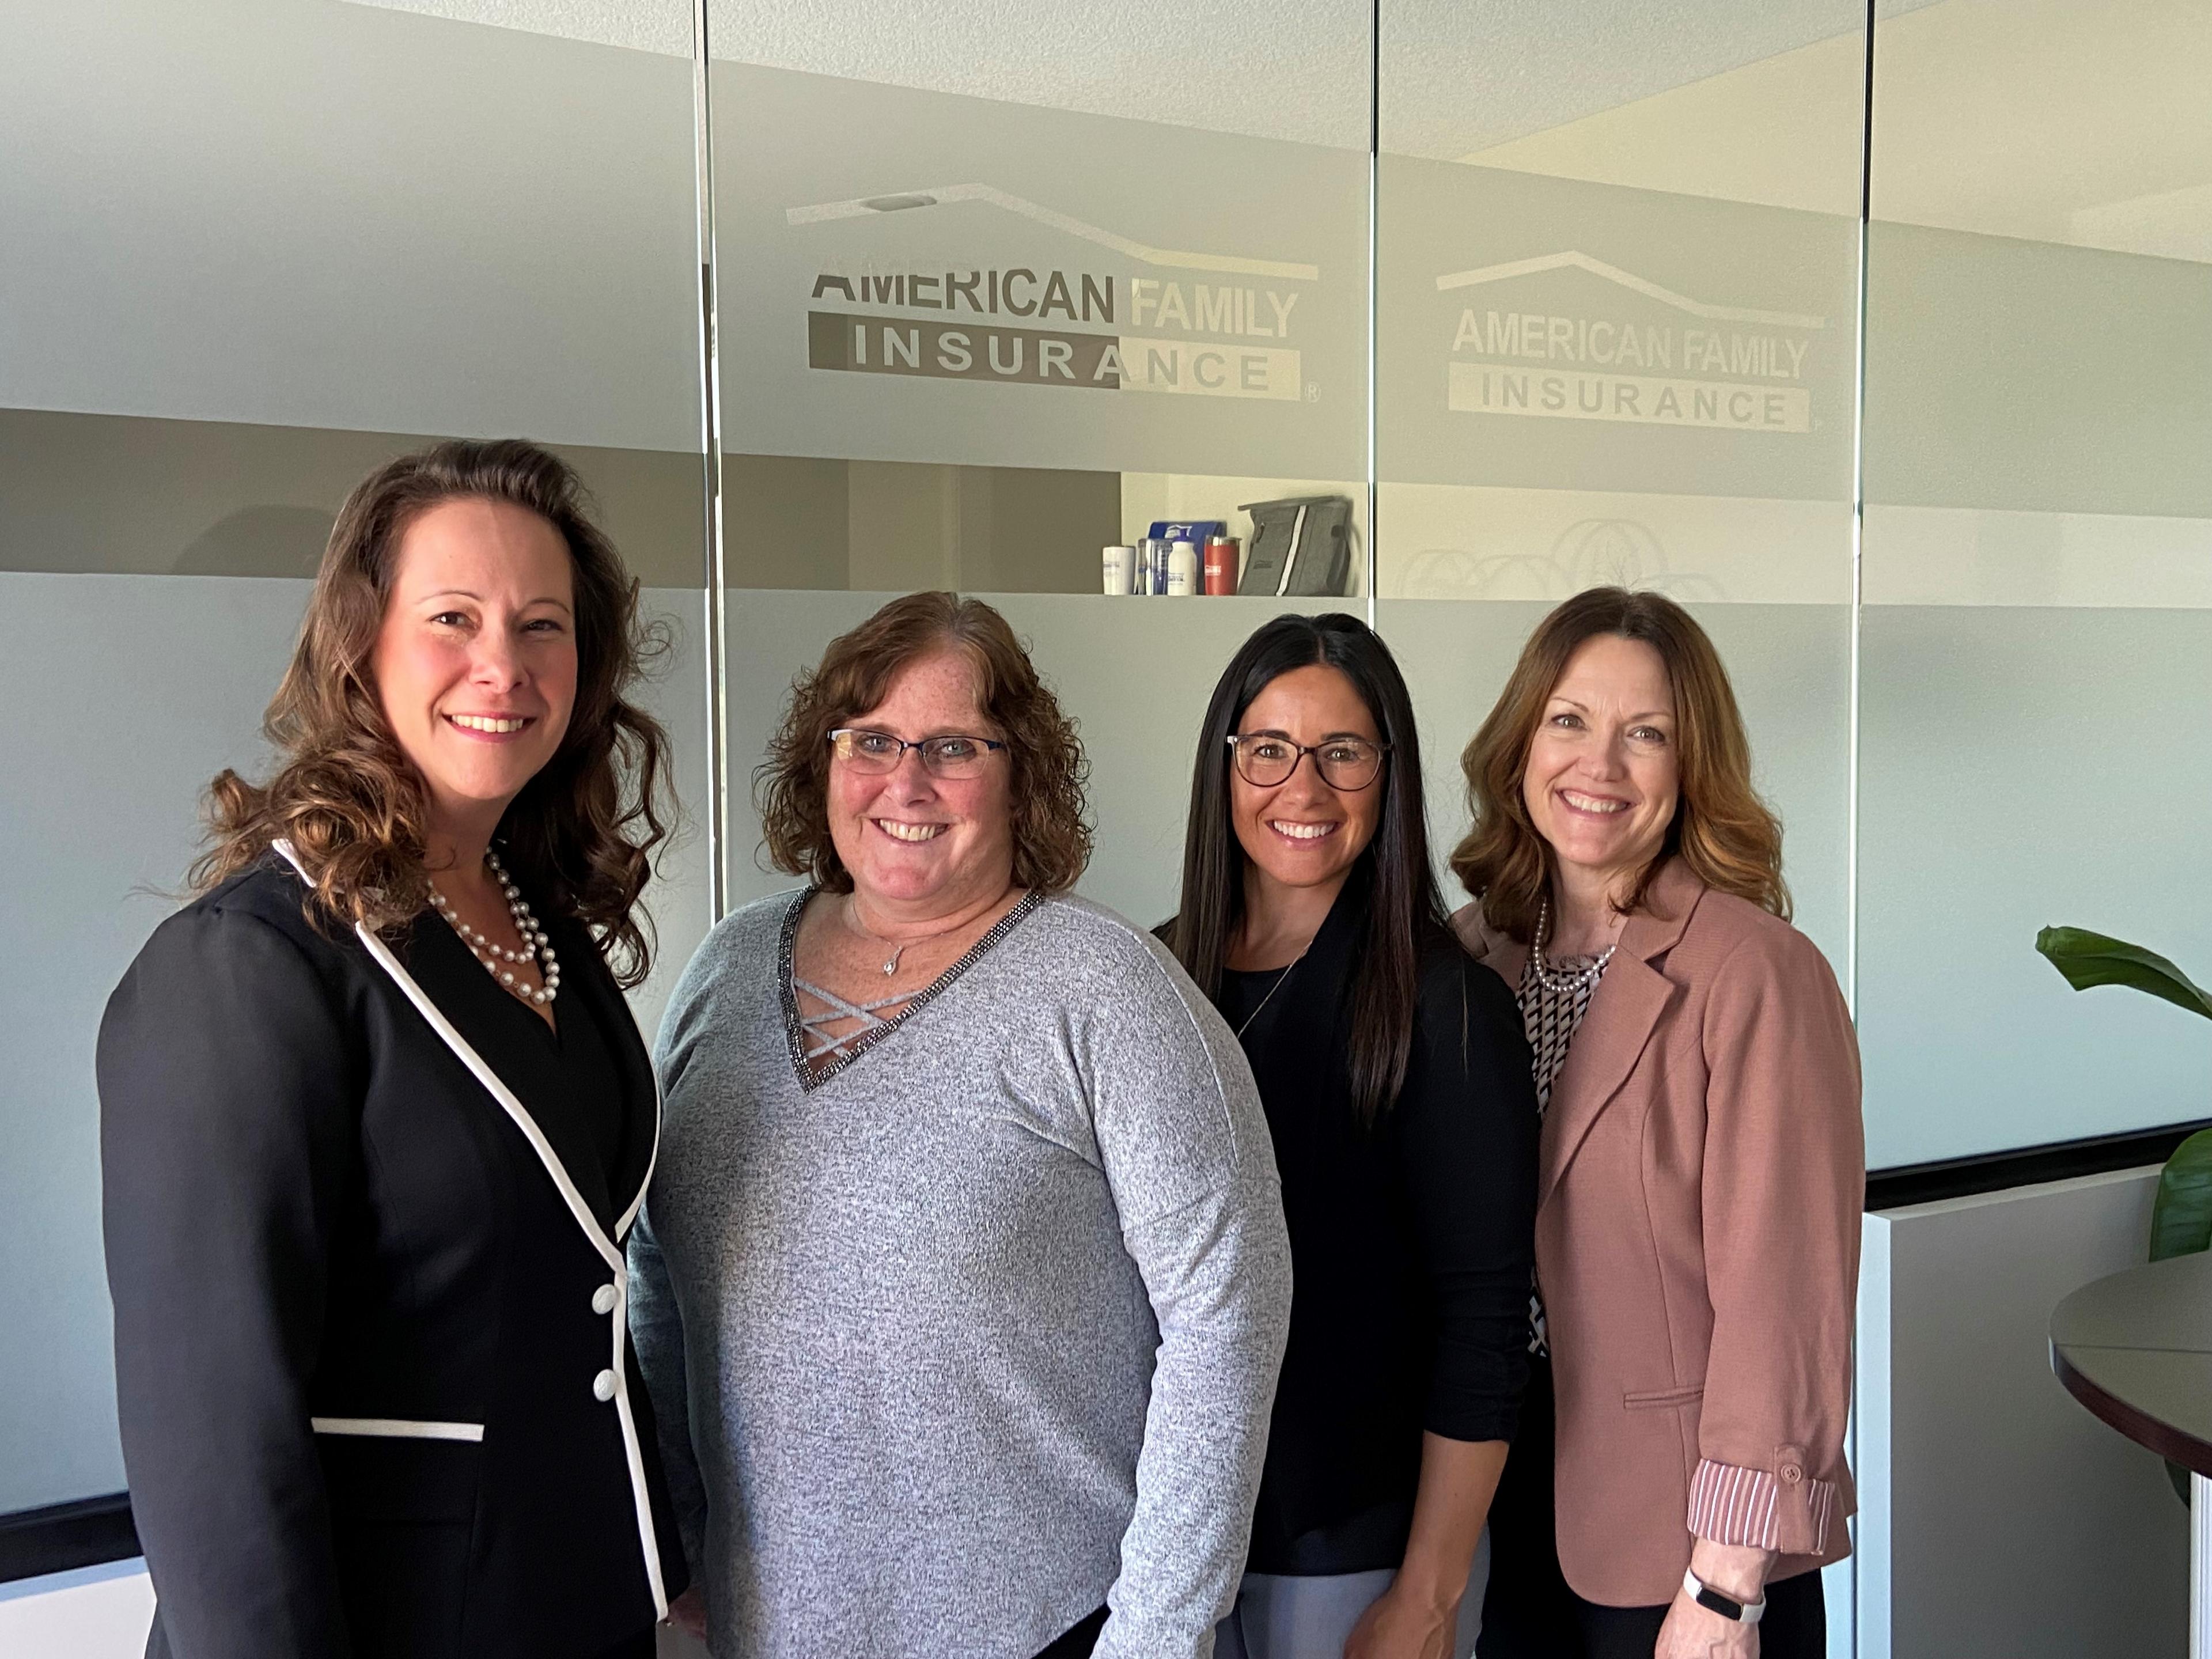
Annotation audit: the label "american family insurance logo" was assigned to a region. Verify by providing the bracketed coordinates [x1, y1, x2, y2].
[1438, 252, 1825, 433]
[792, 184, 1317, 402]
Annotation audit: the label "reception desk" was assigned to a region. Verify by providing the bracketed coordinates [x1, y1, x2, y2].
[2051, 1250, 2212, 1656]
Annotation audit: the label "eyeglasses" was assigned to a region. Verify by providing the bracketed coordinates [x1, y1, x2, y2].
[1226, 732, 1390, 791]
[829, 727, 1007, 779]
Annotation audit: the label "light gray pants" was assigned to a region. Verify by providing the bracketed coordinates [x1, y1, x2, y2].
[1213, 1535, 1487, 1659]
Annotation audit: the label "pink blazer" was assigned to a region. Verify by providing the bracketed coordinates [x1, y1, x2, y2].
[1454, 859, 1863, 1605]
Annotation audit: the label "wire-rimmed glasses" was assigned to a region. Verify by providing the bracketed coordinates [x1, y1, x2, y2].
[1225, 732, 1389, 791]
[828, 727, 1007, 779]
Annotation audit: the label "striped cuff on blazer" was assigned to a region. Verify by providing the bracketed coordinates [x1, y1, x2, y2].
[1687, 1457, 1838, 1555]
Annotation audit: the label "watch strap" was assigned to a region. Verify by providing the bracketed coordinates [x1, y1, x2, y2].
[1684, 1568, 1767, 1625]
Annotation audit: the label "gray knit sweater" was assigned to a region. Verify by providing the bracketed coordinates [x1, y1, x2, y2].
[628, 888, 1293, 1659]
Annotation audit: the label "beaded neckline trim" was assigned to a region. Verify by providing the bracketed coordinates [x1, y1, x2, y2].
[777, 887, 1043, 1094]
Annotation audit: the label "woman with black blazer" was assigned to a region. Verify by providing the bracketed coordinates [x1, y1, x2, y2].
[1164, 614, 1540, 1659]
[97, 439, 688, 1659]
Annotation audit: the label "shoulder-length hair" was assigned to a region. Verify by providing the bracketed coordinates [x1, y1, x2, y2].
[191, 438, 675, 988]
[1449, 586, 1786, 943]
[1165, 612, 1446, 1126]
[756, 592, 1091, 894]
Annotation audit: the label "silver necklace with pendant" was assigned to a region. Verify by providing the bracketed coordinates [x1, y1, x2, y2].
[846, 898, 967, 978]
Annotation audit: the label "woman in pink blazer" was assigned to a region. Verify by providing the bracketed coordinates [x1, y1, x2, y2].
[1451, 589, 1862, 1659]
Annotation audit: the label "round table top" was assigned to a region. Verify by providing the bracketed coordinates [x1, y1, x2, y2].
[2051, 1248, 2212, 1478]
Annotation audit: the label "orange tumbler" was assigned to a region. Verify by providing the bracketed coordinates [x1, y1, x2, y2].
[1203, 536, 1240, 596]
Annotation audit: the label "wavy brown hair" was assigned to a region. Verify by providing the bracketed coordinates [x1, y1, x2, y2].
[756, 592, 1090, 894]
[1449, 586, 1787, 942]
[191, 438, 675, 987]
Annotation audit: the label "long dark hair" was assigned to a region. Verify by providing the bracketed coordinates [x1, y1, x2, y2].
[191, 438, 675, 987]
[1166, 613, 1446, 1124]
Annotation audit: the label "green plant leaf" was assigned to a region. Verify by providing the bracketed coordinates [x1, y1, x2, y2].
[2037, 927, 2212, 1508]
[2153, 1131, 2212, 1507]
[2150, 1128, 2212, 1262]
[2035, 927, 2212, 1022]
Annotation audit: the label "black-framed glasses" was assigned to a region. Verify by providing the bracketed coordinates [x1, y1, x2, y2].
[829, 727, 1007, 779]
[1226, 732, 1390, 791]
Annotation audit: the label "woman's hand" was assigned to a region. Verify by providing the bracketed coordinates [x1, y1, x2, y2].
[1343, 1581, 1460, 1659]
[664, 1585, 708, 1640]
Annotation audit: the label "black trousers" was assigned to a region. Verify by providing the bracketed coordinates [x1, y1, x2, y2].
[1032, 1605, 1108, 1658]
[1478, 1358, 1826, 1659]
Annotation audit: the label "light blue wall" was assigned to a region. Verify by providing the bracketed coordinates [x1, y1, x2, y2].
[1858, 607, 2212, 1168]
[0, 574, 708, 1513]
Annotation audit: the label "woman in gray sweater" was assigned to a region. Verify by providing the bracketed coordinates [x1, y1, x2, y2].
[629, 592, 1293, 1659]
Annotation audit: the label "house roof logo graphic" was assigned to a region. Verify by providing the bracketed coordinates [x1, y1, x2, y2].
[1434, 251, 1824, 331]
[788, 183, 1319, 282]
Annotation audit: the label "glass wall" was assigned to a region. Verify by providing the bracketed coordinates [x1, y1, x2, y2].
[705, 2, 1376, 924]
[9, 0, 2212, 1560]
[1374, 2, 1866, 983]
[1857, 0, 2212, 1166]
[0, 0, 709, 1514]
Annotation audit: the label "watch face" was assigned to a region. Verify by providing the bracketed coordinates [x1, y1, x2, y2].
[1694, 1585, 1747, 1621]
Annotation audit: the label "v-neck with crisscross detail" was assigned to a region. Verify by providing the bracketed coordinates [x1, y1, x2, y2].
[629, 884, 1294, 1659]
[776, 887, 1043, 1091]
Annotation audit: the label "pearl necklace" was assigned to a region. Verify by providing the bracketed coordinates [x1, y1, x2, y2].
[429, 849, 561, 1007]
[1531, 895, 1616, 992]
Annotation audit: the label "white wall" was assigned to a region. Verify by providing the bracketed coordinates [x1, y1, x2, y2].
[1855, 1169, 2190, 1658]
[0, 1562, 154, 1659]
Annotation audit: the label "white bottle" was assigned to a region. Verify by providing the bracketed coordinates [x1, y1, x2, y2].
[1101, 544, 1135, 595]
[1166, 540, 1199, 596]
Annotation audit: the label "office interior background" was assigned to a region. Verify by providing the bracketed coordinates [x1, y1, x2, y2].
[4, 0, 2210, 1652]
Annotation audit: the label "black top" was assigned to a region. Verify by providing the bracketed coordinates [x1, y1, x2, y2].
[408, 915, 632, 1213]
[97, 855, 685, 1659]
[1207, 870, 1540, 1574]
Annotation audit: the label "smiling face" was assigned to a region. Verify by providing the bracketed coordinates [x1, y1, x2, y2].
[827, 647, 1016, 918]
[1229, 663, 1385, 902]
[1522, 632, 1680, 898]
[368, 497, 578, 846]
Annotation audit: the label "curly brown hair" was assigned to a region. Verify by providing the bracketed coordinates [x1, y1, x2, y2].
[756, 592, 1091, 895]
[191, 438, 676, 987]
[1449, 586, 1787, 942]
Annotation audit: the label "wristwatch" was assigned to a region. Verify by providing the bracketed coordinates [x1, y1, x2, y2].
[1683, 1569, 1767, 1625]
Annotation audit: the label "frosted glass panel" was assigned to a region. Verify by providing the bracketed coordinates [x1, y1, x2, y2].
[1858, 608, 2212, 1167]
[1859, 0, 2212, 1165]
[707, 3, 1372, 594]
[0, 0, 706, 1517]
[1373, 1, 1862, 1017]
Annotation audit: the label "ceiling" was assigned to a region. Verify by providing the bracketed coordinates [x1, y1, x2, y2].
[348, 0, 2212, 255]
[347, 0, 1893, 154]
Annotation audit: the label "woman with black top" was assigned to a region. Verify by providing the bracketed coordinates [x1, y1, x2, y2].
[1165, 613, 1539, 1659]
[97, 440, 688, 1659]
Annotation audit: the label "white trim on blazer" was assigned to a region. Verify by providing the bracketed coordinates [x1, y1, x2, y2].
[271, 840, 669, 1619]
[311, 1417, 485, 1442]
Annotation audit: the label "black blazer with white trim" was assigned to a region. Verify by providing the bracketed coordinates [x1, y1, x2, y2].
[97, 851, 687, 1659]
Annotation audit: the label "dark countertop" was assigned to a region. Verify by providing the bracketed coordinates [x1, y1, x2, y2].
[2051, 1249, 2212, 1478]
